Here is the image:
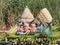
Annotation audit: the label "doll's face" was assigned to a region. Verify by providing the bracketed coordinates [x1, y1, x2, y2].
[30, 23, 36, 27]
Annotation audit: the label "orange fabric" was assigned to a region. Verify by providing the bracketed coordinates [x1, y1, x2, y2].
[1, 25, 7, 30]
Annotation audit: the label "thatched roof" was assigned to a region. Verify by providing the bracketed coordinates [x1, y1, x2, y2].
[21, 6, 34, 22]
